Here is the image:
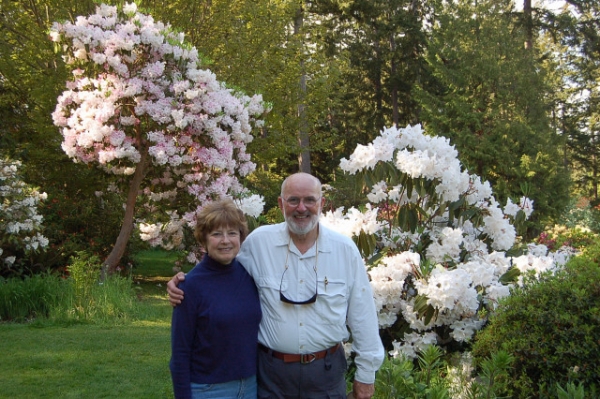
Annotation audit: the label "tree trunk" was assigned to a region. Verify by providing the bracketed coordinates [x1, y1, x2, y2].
[101, 149, 149, 279]
[390, 34, 399, 126]
[295, 4, 311, 174]
[523, 0, 533, 50]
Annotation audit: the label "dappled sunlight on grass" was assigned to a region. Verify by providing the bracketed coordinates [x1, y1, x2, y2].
[132, 319, 171, 327]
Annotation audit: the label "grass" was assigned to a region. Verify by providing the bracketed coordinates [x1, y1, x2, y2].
[0, 249, 182, 399]
[130, 248, 192, 298]
[3, 249, 589, 398]
[0, 323, 172, 398]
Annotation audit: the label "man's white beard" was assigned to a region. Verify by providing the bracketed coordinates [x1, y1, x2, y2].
[285, 213, 320, 236]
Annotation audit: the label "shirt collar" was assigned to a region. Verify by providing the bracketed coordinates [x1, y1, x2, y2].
[274, 222, 333, 254]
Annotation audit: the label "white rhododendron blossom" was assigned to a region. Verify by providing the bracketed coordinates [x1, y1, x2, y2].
[327, 124, 574, 358]
[235, 194, 265, 219]
[511, 245, 562, 285]
[0, 158, 49, 270]
[50, 3, 267, 252]
[389, 331, 438, 359]
[321, 204, 383, 239]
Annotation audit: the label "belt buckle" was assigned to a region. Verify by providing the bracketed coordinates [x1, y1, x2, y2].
[300, 353, 316, 364]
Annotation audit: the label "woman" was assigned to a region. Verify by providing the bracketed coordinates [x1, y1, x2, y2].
[170, 198, 262, 399]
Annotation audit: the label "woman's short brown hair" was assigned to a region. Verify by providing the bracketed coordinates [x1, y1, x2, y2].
[194, 198, 249, 248]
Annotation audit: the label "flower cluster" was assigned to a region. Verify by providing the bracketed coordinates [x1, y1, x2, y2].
[50, 3, 267, 250]
[235, 194, 265, 219]
[0, 158, 49, 273]
[323, 124, 573, 358]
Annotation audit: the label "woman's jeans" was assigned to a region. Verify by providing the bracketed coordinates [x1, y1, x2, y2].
[190, 375, 257, 399]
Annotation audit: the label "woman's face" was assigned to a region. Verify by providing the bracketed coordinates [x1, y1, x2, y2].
[206, 225, 241, 265]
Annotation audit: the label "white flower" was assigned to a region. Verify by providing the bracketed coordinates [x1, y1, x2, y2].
[123, 2, 137, 14]
[450, 319, 484, 342]
[320, 205, 382, 238]
[389, 332, 438, 359]
[235, 194, 265, 218]
[520, 196, 534, 218]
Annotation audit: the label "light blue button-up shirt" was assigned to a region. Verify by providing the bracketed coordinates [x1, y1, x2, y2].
[237, 222, 384, 384]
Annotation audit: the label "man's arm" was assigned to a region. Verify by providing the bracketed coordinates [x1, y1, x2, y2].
[346, 250, 385, 395]
[352, 380, 375, 399]
[167, 272, 186, 306]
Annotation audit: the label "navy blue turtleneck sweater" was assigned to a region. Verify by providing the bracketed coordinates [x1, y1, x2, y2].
[170, 255, 262, 399]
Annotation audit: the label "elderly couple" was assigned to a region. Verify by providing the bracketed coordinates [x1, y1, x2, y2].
[168, 173, 384, 399]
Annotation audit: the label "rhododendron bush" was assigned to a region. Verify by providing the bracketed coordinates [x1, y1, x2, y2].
[0, 158, 49, 277]
[321, 124, 574, 358]
[50, 3, 267, 269]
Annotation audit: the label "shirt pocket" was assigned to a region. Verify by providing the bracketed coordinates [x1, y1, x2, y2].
[255, 276, 285, 322]
[315, 278, 347, 325]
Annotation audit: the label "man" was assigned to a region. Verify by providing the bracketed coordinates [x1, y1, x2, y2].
[168, 173, 384, 399]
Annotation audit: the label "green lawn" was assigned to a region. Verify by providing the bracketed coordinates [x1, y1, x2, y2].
[0, 322, 173, 398]
[0, 249, 182, 399]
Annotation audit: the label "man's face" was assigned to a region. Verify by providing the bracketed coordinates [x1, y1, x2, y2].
[279, 176, 324, 236]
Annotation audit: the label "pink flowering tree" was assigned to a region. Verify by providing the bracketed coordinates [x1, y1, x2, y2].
[50, 3, 267, 273]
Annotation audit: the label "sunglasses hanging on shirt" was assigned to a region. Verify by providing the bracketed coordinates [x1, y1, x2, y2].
[279, 236, 318, 305]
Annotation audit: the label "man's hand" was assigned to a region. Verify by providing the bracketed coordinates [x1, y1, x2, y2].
[352, 380, 375, 399]
[167, 272, 186, 306]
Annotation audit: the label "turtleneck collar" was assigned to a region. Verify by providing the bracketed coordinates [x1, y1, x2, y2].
[200, 253, 237, 272]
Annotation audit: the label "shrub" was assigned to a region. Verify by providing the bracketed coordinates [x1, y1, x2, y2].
[538, 224, 598, 252]
[321, 124, 566, 357]
[373, 345, 450, 398]
[47, 251, 141, 324]
[0, 252, 144, 324]
[365, 346, 515, 399]
[0, 273, 65, 321]
[471, 243, 600, 398]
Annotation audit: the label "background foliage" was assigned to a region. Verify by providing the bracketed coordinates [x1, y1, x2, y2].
[472, 242, 600, 398]
[0, 0, 598, 271]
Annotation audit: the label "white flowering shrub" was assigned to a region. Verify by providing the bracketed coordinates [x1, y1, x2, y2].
[0, 158, 49, 276]
[50, 3, 268, 260]
[321, 124, 573, 358]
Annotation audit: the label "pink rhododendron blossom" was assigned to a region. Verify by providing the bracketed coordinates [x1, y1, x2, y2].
[51, 3, 268, 252]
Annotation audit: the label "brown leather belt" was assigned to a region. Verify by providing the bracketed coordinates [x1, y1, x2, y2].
[259, 343, 340, 364]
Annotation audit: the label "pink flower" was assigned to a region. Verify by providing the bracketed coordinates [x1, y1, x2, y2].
[51, 2, 268, 250]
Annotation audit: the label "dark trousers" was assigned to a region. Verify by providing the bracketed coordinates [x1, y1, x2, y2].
[257, 346, 347, 399]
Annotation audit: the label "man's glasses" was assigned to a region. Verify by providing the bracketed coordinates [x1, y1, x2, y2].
[282, 196, 321, 208]
[279, 265, 318, 305]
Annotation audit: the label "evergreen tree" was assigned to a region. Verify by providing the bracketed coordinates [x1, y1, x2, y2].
[305, 0, 435, 184]
[415, 0, 569, 233]
[540, 0, 600, 203]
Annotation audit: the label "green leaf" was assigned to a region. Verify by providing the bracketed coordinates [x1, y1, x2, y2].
[499, 267, 520, 285]
[354, 230, 377, 258]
